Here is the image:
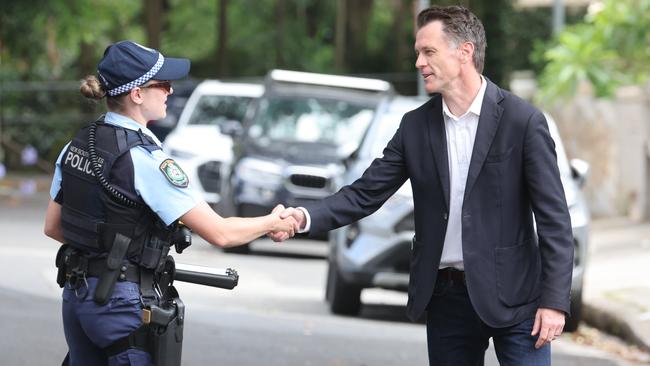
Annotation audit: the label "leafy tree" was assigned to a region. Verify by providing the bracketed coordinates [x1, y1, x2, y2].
[537, 0, 650, 100]
[1, 0, 142, 81]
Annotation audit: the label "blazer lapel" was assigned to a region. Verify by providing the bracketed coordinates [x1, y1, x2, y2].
[425, 96, 450, 210]
[463, 80, 504, 202]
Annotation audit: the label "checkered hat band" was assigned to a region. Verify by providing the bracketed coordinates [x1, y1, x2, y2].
[107, 53, 165, 96]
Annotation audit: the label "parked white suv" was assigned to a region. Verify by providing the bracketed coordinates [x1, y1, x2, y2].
[163, 80, 263, 207]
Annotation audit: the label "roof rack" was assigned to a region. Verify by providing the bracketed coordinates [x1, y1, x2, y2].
[267, 69, 393, 93]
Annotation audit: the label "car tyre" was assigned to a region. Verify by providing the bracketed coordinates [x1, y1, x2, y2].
[564, 289, 582, 332]
[326, 258, 362, 315]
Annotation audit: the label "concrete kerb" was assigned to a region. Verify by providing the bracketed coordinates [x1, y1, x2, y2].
[583, 296, 650, 353]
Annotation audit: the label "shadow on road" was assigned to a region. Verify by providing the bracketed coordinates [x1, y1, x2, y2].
[232, 248, 325, 261]
[358, 303, 426, 324]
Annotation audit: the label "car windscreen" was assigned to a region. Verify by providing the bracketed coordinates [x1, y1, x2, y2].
[187, 95, 254, 126]
[247, 96, 374, 151]
[370, 113, 403, 158]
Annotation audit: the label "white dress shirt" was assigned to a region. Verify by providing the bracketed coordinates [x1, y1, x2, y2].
[439, 76, 487, 269]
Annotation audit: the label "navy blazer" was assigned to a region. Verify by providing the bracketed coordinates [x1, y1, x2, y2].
[304, 79, 574, 326]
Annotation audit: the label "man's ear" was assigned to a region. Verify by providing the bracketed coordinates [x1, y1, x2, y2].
[129, 87, 145, 105]
[459, 41, 475, 65]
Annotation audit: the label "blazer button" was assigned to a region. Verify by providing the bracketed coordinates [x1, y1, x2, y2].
[443, 213, 448, 220]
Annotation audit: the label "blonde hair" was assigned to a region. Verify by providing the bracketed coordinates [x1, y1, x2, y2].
[80, 75, 128, 111]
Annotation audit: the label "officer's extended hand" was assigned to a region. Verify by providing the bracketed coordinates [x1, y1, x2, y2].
[531, 307, 565, 349]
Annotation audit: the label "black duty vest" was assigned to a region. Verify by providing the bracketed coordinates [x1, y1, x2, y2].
[58, 120, 172, 267]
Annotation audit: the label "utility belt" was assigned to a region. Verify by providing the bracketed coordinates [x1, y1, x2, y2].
[56, 238, 185, 366]
[56, 226, 238, 366]
[64, 255, 141, 284]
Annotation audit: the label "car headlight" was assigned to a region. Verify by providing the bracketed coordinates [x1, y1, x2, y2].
[235, 157, 284, 187]
[345, 222, 360, 248]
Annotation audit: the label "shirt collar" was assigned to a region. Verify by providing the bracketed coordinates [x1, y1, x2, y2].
[442, 75, 487, 121]
[104, 112, 163, 146]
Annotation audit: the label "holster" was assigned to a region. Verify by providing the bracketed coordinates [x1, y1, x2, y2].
[103, 286, 184, 366]
[148, 286, 185, 366]
[55, 244, 70, 288]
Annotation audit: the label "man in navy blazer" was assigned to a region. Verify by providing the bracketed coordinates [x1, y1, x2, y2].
[271, 5, 573, 365]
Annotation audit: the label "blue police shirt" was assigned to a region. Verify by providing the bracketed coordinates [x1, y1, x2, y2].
[50, 112, 203, 225]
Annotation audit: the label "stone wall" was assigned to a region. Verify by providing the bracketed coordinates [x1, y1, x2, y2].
[547, 84, 650, 219]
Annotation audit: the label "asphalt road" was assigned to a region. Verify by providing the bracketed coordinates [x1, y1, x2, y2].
[0, 194, 628, 365]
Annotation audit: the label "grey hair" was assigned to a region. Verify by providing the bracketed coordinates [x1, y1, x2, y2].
[417, 5, 486, 73]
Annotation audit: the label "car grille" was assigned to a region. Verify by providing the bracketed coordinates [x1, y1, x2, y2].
[197, 161, 221, 193]
[289, 174, 328, 189]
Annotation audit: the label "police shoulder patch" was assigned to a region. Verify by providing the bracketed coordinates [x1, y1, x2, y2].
[159, 159, 189, 188]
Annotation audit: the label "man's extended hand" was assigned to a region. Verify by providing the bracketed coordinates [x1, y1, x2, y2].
[268, 206, 306, 242]
[531, 307, 565, 349]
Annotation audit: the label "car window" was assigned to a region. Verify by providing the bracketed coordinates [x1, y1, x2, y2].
[370, 113, 403, 158]
[188, 95, 254, 126]
[248, 97, 374, 149]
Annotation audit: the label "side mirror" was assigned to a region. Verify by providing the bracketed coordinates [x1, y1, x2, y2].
[219, 120, 244, 137]
[570, 158, 590, 188]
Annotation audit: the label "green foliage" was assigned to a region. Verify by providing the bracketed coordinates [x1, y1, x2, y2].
[1, 0, 547, 169]
[1, 0, 142, 81]
[537, 0, 650, 101]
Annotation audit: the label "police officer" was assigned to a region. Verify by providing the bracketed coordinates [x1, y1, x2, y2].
[43, 40, 298, 366]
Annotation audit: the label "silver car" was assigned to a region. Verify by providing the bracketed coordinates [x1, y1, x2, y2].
[326, 99, 590, 332]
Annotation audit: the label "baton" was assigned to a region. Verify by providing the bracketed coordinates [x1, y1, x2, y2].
[173, 263, 239, 290]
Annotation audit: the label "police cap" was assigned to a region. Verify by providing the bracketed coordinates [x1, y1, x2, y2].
[97, 40, 190, 96]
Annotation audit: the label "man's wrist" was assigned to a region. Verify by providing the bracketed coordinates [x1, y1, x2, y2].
[296, 207, 311, 233]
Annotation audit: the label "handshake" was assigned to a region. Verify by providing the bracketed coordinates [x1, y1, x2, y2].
[268, 205, 307, 242]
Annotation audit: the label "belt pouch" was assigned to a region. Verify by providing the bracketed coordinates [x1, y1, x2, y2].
[93, 233, 131, 305]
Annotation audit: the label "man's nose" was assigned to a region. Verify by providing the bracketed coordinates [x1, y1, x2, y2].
[415, 53, 425, 69]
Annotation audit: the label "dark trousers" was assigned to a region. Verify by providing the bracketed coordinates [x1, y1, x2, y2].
[62, 277, 153, 366]
[426, 270, 550, 366]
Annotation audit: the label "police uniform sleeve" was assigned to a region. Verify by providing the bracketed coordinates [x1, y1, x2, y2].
[49, 142, 71, 203]
[130, 146, 203, 226]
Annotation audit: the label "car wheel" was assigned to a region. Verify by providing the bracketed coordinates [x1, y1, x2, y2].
[223, 243, 250, 254]
[564, 289, 583, 332]
[326, 258, 362, 315]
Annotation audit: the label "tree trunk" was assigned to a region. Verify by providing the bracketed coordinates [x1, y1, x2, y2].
[46, 16, 61, 79]
[216, 0, 228, 77]
[78, 41, 95, 78]
[275, 0, 286, 68]
[78, 40, 97, 113]
[335, 0, 347, 72]
[391, 0, 409, 71]
[144, 0, 163, 49]
[345, 0, 374, 72]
